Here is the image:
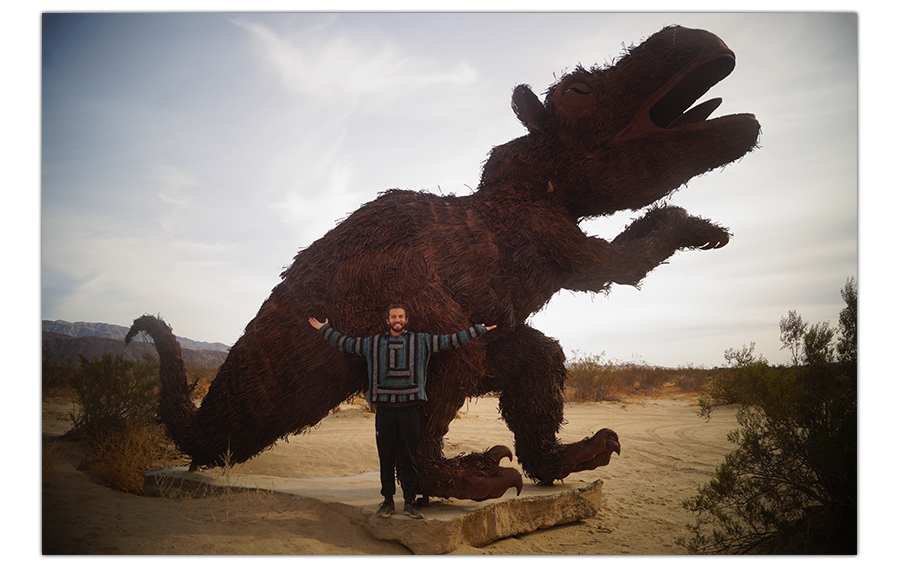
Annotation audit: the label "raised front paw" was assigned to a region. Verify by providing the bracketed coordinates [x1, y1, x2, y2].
[680, 215, 731, 250]
[613, 205, 689, 244]
[613, 206, 730, 251]
[421, 445, 524, 501]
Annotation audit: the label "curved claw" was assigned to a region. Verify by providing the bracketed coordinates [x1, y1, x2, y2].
[698, 231, 730, 250]
[461, 467, 524, 501]
[573, 429, 621, 471]
[421, 446, 524, 501]
[679, 214, 730, 252]
[530, 428, 621, 484]
[486, 444, 514, 464]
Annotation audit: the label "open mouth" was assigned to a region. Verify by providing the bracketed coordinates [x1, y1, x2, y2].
[649, 55, 735, 129]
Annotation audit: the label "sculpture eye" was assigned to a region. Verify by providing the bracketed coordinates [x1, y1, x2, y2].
[551, 79, 595, 118]
[564, 82, 592, 95]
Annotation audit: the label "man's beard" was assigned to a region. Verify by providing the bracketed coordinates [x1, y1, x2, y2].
[391, 322, 406, 333]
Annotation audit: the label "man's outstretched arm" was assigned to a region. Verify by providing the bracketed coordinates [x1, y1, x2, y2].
[430, 323, 497, 352]
[309, 317, 368, 356]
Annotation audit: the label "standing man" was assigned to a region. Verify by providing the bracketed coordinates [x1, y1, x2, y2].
[309, 304, 495, 519]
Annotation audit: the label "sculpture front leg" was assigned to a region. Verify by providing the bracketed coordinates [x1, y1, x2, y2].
[612, 205, 730, 251]
[566, 204, 731, 292]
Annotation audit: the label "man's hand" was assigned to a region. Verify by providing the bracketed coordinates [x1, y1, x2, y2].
[308, 317, 328, 330]
[482, 324, 497, 332]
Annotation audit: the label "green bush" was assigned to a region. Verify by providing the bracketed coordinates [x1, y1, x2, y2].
[42, 351, 77, 392]
[68, 352, 160, 441]
[679, 278, 857, 554]
[698, 343, 773, 410]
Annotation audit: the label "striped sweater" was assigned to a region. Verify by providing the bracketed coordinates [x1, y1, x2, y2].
[317, 323, 488, 405]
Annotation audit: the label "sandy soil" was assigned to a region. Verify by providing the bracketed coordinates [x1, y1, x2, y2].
[41, 393, 739, 555]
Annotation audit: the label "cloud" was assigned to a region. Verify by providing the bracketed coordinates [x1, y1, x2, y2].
[231, 15, 478, 109]
[38, 13, 858, 367]
[276, 159, 363, 248]
[149, 164, 201, 233]
[42, 215, 270, 343]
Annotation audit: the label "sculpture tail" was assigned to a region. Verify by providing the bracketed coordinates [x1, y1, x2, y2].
[125, 315, 198, 458]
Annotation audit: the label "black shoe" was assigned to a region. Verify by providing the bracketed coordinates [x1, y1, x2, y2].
[375, 499, 395, 518]
[403, 501, 424, 519]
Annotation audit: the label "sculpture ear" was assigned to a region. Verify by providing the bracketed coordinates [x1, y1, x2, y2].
[512, 84, 549, 132]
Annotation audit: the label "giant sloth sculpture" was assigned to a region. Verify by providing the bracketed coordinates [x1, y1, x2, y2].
[128, 26, 760, 502]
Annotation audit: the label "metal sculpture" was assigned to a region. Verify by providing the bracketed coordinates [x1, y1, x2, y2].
[128, 26, 759, 501]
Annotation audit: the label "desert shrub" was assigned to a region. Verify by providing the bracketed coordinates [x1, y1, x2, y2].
[679, 278, 857, 554]
[566, 353, 715, 401]
[186, 366, 218, 400]
[836, 276, 856, 364]
[68, 352, 160, 441]
[82, 420, 176, 495]
[610, 355, 666, 394]
[699, 343, 773, 408]
[42, 351, 77, 392]
[612, 356, 709, 396]
[565, 352, 622, 401]
[672, 366, 722, 393]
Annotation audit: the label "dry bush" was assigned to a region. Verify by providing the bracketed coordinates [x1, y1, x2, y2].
[42, 351, 77, 392]
[565, 352, 621, 402]
[670, 366, 722, 394]
[152, 447, 277, 523]
[81, 421, 177, 495]
[566, 352, 717, 402]
[68, 352, 159, 440]
[609, 356, 669, 396]
[154, 474, 277, 524]
[186, 366, 218, 400]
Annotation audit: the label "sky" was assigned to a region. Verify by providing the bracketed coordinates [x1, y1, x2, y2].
[35, 10, 862, 368]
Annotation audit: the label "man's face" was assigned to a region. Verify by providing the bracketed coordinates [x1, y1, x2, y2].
[387, 308, 408, 335]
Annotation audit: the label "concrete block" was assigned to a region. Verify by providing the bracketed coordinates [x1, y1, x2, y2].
[145, 467, 603, 554]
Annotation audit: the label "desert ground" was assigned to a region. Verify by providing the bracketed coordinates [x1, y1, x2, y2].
[42, 392, 740, 555]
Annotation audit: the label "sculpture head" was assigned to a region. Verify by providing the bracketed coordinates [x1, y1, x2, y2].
[482, 25, 760, 221]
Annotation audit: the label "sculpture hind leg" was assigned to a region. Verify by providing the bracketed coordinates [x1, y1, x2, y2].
[486, 325, 621, 484]
[414, 353, 523, 501]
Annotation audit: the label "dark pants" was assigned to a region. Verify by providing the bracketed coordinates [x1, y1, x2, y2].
[374, 404, 421, 504]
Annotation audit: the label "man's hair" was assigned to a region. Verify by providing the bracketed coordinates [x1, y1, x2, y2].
[384, 303, 409, 319]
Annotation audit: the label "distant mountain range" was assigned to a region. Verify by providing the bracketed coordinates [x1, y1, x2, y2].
[42, 320, 230, 369]
[42, 320, 231, 352]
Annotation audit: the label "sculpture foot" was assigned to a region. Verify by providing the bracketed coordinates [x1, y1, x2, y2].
[571, 428, 621, 471]
[529, 428, 621, 484]
[421, 445, 524, 501]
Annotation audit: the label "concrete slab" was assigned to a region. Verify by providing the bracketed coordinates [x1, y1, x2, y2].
[144, 467, 604, 554]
